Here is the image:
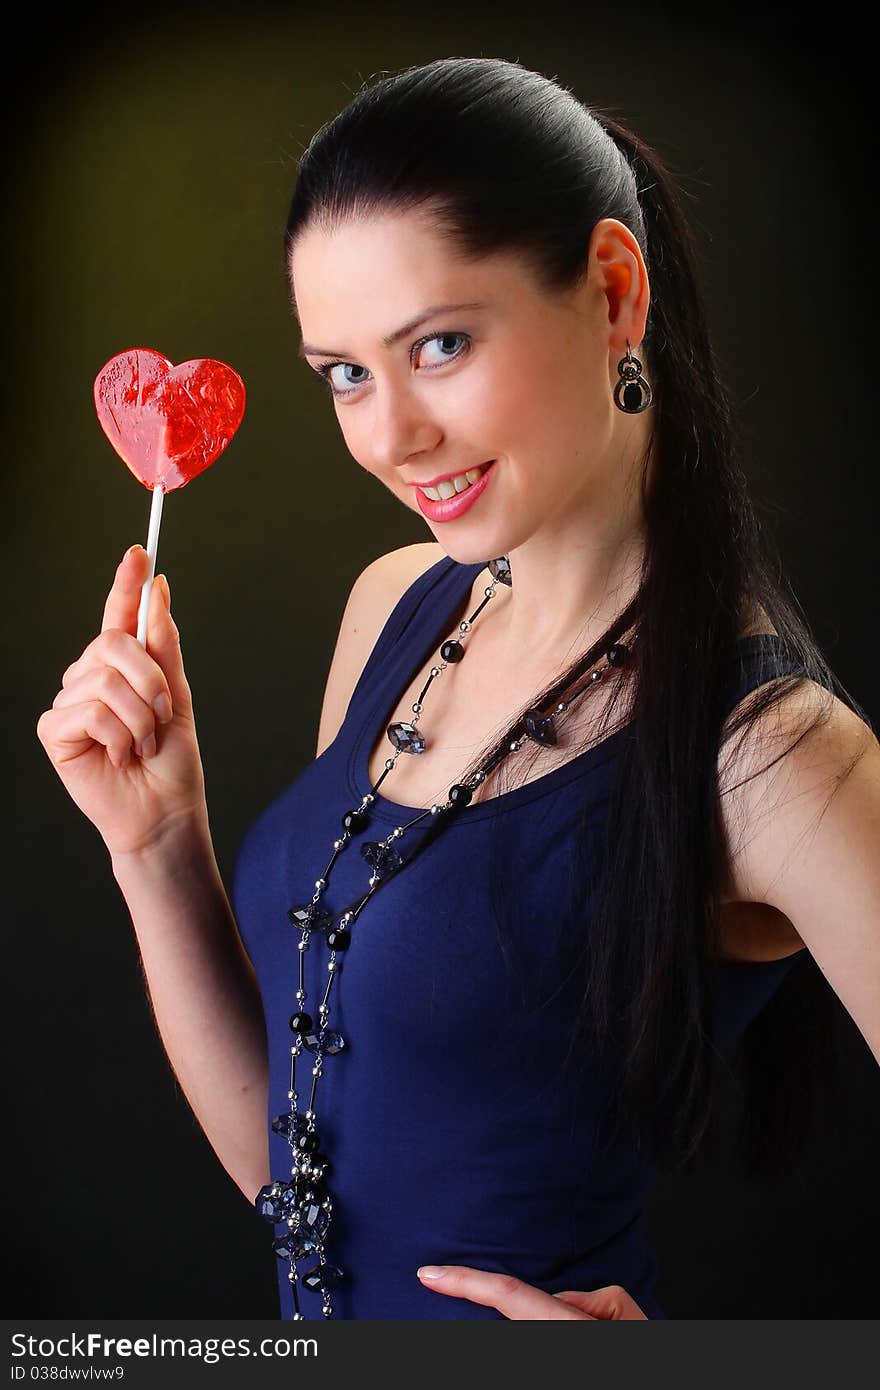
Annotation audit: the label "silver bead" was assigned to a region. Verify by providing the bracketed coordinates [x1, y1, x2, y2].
[288, 1272, 297, 1284]
[333, 839, 342, 850]
[292, 1311, 305, 1317]
[392, 826, 403, 837]
[295, 989, 305, 1002]
[412, 702, 421, 714]
[312, 1065, 320, 1077]
[315, 878, 326, 890]
[430, 804, 440, 814]
[557, 702, 565, 711]
[297, 939, 308, 952]
[365, 793, 375, 804]
[430, 666, 440, 676]
[590, 669, 602, 682]
[484, 587, 493, 597]
[287, 1217, 296, 1228]
[287, 1090, 295, 1100]
[305, 1109, 315, 1119]
[459, 620, 470, 631]
[509, 739, 521, 751]
[328, 960, 337, 972]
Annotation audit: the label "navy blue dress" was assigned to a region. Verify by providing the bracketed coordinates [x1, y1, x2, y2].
[232, 556, 808, 1320]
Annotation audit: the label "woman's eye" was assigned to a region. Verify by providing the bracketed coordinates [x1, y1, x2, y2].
[316, 331, 469, 398]
[416, 332, 469, 368]
[322, 362, 370, 394]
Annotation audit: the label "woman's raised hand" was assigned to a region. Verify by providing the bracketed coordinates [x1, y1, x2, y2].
[36, 545, 211, 860]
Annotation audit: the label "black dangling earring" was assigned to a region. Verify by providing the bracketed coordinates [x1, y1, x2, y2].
[613, 340, 653, 414]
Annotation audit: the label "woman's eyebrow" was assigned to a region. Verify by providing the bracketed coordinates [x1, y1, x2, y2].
[297, 301, 488, 358]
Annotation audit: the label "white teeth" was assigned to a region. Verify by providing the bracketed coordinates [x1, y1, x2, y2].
[420, 463, 489, 502]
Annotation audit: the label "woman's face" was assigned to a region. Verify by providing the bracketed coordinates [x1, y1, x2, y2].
[289, 207, 648, 567]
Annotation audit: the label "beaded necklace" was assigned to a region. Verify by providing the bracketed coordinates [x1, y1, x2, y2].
[254, 553, 631, 1317]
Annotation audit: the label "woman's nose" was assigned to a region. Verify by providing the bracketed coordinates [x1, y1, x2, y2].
[369, 381, 443, 471]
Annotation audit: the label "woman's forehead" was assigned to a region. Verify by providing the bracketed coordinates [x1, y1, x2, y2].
[289, 214, 539, 336]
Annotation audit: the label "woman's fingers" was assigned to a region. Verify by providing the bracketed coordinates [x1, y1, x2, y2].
[52, 661, 165, 759]
[60, 627, 173, 720]
[44, 698, 139, 770]
[553, 1285, 649, 1320]
[416, 1266, 595, 1319]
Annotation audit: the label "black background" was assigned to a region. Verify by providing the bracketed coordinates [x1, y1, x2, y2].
[6, 1, 878, 1317]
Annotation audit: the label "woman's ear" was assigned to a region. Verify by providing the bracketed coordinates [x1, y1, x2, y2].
[589, 216, 650, 354]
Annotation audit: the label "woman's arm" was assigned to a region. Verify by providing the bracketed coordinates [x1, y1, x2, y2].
[110, 813, 270, 1202]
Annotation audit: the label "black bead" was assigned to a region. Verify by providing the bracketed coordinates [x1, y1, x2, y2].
[326, 926, 351, 951]
[440, 638, 464, 662]
[606, 643, 629, 666]
[622, 382, 643, 411]
[274, 1228, 321, 1261]
[387, 721, 426, 754]
[271, 1111, 311, 1142]
[488, 556, 512, 587]
[287, 903, 333, 932]
[342, 808, 367, 833]
[254, 1182, 292, 1223]
[302, 1262, 345, 1292]
[361, 840, 403, 873]
[524, 707, 557, 746]
[289, 1011, 313, 1034]
[448, 783, 473, 805]
[296, 1131, 320, 1154]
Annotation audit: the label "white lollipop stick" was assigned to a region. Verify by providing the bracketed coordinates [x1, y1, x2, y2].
[136, 484, 165, 648]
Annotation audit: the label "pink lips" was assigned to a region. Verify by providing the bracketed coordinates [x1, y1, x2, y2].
[413, 461, 496, 522]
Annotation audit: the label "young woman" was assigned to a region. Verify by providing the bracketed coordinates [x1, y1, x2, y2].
[36, 57, 879, 1321]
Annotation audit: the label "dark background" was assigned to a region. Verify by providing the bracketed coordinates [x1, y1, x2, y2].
[6, 2, 878, 1318]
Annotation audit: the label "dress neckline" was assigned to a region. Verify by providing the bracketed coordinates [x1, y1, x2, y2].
[346, 557, 790, 826]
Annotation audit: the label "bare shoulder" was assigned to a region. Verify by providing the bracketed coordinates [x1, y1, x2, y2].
[718, 675, 877, 904]
[315, 542, 447, 758]
[720, 676, 880, 1058]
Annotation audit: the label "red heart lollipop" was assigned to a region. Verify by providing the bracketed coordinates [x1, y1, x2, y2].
[93, 348, 246, 491]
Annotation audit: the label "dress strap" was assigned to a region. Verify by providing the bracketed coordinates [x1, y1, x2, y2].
[344, 556, 471, 716]
[720, 633, 816, 724]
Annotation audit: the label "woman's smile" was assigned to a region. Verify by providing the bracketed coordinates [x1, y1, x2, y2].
[413, 459, 497, 521]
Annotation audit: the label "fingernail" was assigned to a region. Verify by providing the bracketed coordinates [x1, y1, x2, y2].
[125, 544, 142, 560]
[153, 693, 173, 724]
[141, 732, 157, 759]
[417, 1266, 447, 1280]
